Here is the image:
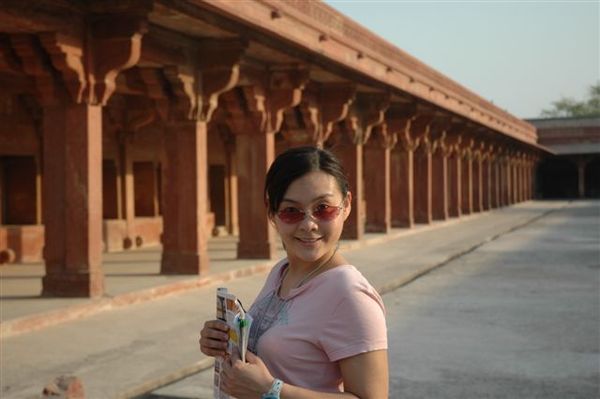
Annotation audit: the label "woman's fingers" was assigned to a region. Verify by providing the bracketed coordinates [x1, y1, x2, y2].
[205, 320, 229, 332]
[201, 327, 229, 341]
[199, 320, 230, 357]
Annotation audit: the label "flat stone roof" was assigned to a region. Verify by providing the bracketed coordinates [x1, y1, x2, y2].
[543, 142, 600, 155]
[526, 116, 600, 129]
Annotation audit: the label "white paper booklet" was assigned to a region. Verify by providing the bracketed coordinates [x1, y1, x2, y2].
[213, 287, 253, 399]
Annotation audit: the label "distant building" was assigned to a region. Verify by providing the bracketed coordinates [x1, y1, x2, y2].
[527, 117, 600, 198]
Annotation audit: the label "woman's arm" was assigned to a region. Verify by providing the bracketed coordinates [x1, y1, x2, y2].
[222, 349, 388, 399]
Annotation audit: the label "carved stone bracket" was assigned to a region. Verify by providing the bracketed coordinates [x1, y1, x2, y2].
[368, 122, 398, 150]
[35, 13, 149, 106]
[409, 112, 437, 154]
[384, 103, 418, 152]
[458, 131, 476, 160]
[341, 92, 390, 145]
[163, 39, 247, 123]
[265, 67, 309, 134]
[429, 116, 451, 155]
[432, 129, 448, 155]
[224, 66, 308, 136]
[483, 142, 495, 161]
[220, 85, 267, 135]
[472, 140, 486, 161]
[291, 82, 356, 146]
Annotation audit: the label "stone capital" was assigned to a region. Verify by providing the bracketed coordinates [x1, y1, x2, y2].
[384, 103, 418, 152]
[163, 39, 246, 123]
[289, 82, 355, 146]
[266, 67, 309, 134]
[409, 113, 436, 153]
[34, 13, 149, 106]
[342, 92, 390, 145]
[369, 122, 398, 150]
[224, 66, 308, 136]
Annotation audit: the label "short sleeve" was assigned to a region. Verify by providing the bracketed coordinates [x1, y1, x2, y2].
[318, 284, 388, 362]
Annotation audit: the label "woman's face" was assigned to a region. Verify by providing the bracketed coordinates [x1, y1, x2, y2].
[271, 171, 351, 267]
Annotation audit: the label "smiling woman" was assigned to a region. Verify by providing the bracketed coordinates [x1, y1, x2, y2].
[200, 146, 389, 399]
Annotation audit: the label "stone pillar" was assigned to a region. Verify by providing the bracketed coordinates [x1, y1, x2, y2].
[523, 159, 529, 201]
[236, 133, 277, 257]
[432, 140, 449, 221]
[160, 39, 246, 271]
[388, 109, 419, 228]
[493, 157, 501, 208]
[391, 147, 414, 227]
[414, 136, 433, 224]
[512, 156, 518, 204]
[460, 143, 473, 215]
[34, 153, 43, 225]
[507, 157, 513, 205]
[500, 157, 506, 206]
[161, 119, 211, 273]
[577, 159, 586, 198]
[448, 151, 461, 217]
[335, 94, 389, 240]
[119, 134, 136, 248]
[41, 103, 105, 297]
[338, 141, 364, 239]
[364, 125, 395, 233]
[483, 153, 492, 210]
[526, 159, 533, 200]
[446, 132, 463, 218]
[519, 158, 525, 202]
[15, 14, 150, 297]
[219, 129, 239, 236]
[227, 146, 239, 236]
[472, 149, 483, 212]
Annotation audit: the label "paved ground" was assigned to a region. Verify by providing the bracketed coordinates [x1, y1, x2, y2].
[144, 200, 600, 399]
[3, 200, 595, 398]
[386, 200, 599, 398]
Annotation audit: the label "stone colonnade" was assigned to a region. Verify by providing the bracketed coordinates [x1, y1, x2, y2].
[0, 1, 541, 296]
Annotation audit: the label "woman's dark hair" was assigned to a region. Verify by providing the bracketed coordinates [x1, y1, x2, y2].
[264, 146, 349, 214]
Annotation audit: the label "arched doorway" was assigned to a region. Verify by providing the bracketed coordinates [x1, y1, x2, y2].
[536, 156, 578, 198]
[585, 156, 600, 198]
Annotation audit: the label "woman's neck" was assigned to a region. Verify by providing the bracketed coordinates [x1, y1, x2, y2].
[282, 248, 344, 291]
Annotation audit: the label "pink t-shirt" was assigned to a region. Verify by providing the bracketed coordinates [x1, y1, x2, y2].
[247, 259, 387, 392]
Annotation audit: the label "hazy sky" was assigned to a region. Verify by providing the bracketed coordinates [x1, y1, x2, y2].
[324, 0, 599, 119]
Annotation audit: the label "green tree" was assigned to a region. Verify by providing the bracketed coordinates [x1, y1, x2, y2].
[541, 82, 600, 118]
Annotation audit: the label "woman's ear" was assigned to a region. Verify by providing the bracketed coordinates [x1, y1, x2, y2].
[343, 192, 352, 221]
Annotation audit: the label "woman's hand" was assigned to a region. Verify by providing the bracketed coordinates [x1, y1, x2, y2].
[221, 348, 275, 399]
[199, 320, 229, 357]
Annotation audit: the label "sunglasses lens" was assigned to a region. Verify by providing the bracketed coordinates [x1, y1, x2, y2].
[278, 208, 305, 224]
[313, 205, 340, 221]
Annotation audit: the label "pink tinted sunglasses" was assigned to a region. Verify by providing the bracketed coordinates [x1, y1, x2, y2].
[277, 201, 345, 224]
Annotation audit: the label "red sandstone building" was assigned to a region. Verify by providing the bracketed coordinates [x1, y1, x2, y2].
[528, 117, 600, 199]
[0, 0, 547, 297]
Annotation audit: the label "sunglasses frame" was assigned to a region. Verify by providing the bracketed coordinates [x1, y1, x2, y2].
[276, 199, 346, 224]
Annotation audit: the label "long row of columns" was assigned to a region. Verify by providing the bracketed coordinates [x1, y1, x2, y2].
[2, 13, 539, 298]
[364, 120, 537, 230]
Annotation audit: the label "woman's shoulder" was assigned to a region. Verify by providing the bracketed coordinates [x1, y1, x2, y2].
[316, 265, 379, 297]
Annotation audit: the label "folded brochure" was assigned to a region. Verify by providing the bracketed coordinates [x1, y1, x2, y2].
[213, 287, 253, 399]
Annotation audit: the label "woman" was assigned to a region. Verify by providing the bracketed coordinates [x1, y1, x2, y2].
[200, 146, 388, 398]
